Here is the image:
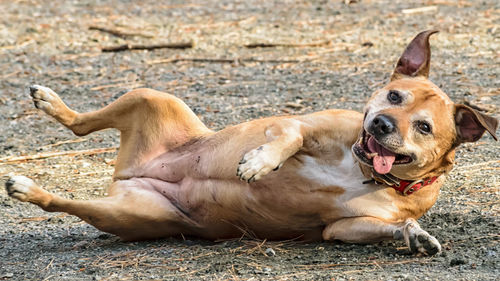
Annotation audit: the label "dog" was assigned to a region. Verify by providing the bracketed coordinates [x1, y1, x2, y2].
[5, 30, 498, 255]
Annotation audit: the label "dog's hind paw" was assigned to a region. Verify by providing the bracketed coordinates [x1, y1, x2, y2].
[237, 145, 282, 183]
[29, 85, 67, 118]
[5, 175, 50, 206]
[5, 175, 38, 202]
[403, 219, 441, 255]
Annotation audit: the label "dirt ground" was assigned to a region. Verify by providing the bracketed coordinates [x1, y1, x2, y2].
[0, 0, 498, 280]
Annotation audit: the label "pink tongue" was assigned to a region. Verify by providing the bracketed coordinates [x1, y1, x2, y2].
[367, 137, 396, 174]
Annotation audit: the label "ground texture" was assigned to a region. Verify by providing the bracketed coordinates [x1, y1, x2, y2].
[0, 0, 499, 280]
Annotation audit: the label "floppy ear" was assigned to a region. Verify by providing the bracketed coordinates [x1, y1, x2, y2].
[454, 104, 498, 143]
[391, 30, 439, 80]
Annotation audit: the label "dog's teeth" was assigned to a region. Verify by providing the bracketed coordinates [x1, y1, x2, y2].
[366, 152, 378, 159]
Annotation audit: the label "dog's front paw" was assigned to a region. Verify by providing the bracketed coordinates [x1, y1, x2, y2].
[403, 219, 441, 255]
[236, 145, 282, 182]
[29, 85, 66, 118]
[5, 175, 49, 206]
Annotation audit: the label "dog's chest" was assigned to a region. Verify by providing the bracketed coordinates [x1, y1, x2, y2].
[296, 147, 399, 219]
[297, 147, 363, 190]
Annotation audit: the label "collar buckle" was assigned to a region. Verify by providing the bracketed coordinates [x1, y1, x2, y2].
[402, 179, 424, 196]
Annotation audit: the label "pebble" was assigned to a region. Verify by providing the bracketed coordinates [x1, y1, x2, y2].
[450, 257, 467, 266]
[1, 273, 14, 278]
[265, 247, 276, 256]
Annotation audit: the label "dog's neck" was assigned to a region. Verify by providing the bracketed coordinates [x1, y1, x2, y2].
[357, 163, 439, 196]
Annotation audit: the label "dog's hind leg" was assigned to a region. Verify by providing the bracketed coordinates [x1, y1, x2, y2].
[5, 175, 194, 241]
[29, 85, 213, 178]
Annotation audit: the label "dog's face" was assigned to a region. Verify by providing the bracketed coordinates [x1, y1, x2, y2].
[353, 30, 498, 180]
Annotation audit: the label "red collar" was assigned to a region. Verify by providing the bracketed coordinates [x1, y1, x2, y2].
[390, 176, 438, 195]
[365, 170, 439, 196]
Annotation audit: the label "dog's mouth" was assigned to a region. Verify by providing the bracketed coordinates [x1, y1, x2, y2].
[352, 130, 413, 174]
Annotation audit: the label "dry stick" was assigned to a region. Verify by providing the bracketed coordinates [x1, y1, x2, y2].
[91, 82, 144, 91]
[102, 42, 193, 52]
[43, 258, 55, 271]
[148, 57, 302, 65]
[0, 147, 118, 164]
[89, 25, 154, 38]
[463, 100, 489, 112]
[297, 258, 430, 269]
[455, 160, 500, 170]
[155, 265, 211, 278]
[0, 39, 34, 51]
[39, 138, 88, 149]
[401, 5, 438, 14]
[1, 70, 21, 79]
[244, 40, 331, 48]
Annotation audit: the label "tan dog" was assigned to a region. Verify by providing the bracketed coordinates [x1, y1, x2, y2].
[5, 30, 498, 255]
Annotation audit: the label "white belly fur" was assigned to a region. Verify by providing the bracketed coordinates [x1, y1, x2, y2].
[298, 147, 398, 220]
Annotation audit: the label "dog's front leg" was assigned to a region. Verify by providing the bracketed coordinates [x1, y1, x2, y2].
[323, 217, 441, 255]
[237, 119, 303, 182]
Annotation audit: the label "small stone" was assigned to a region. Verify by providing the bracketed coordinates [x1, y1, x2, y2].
[284, 102, 303, 109]
[265, 247, 276, 256]
[450, 257, 467, 266]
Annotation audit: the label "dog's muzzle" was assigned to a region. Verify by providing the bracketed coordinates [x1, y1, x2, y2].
[352, 115, 412, 175]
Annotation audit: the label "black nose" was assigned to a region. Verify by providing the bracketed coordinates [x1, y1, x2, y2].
[370, 115, 396, 136]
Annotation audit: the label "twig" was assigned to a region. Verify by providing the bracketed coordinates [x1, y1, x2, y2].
[39, 138, 88, 149]
[297, 258, 430, 269]
[147, 57, 302, 65]
[89, 25, 154, 38]
[1, 70, 21, 79]
[41, 275, 54, 281]
[43, 258, 54, 271]
[161, 265, 211, 277]
[462, 100, 488, 112]
[443, 234, 499, 246]
[244, 40, 330, 48]
[0, 39, 34, 51]
[463, 200, 499, 206]
[0, 147, 117, 164]
[21, 216, 50, 222]
[455, 160, 500, 170]
[101, 42, 193, 52]
[402, 6, 438, 14]
[90, 82, 143, 91]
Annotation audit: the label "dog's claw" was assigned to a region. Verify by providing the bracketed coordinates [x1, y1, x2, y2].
[273, 163, 284, 171]
[29, 85, 39, 96]
[247, 176, 255, 183]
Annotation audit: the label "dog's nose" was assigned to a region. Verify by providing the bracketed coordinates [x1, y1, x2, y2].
[370, 115, 396, 136]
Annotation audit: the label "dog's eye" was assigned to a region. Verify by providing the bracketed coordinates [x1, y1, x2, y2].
[387, 90, 402, 104]
[416, 121, 432, 134]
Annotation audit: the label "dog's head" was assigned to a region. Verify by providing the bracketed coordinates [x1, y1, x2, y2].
[353, 30, 498, 180]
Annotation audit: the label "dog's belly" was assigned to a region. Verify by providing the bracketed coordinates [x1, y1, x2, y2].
[129, 123, 401, 240]
[132, 175, 326, 240]
[131, 147, 399, 240]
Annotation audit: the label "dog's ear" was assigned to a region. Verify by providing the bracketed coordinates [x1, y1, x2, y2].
[454, 104, 498, 143]
[391, 30, 439, 80]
